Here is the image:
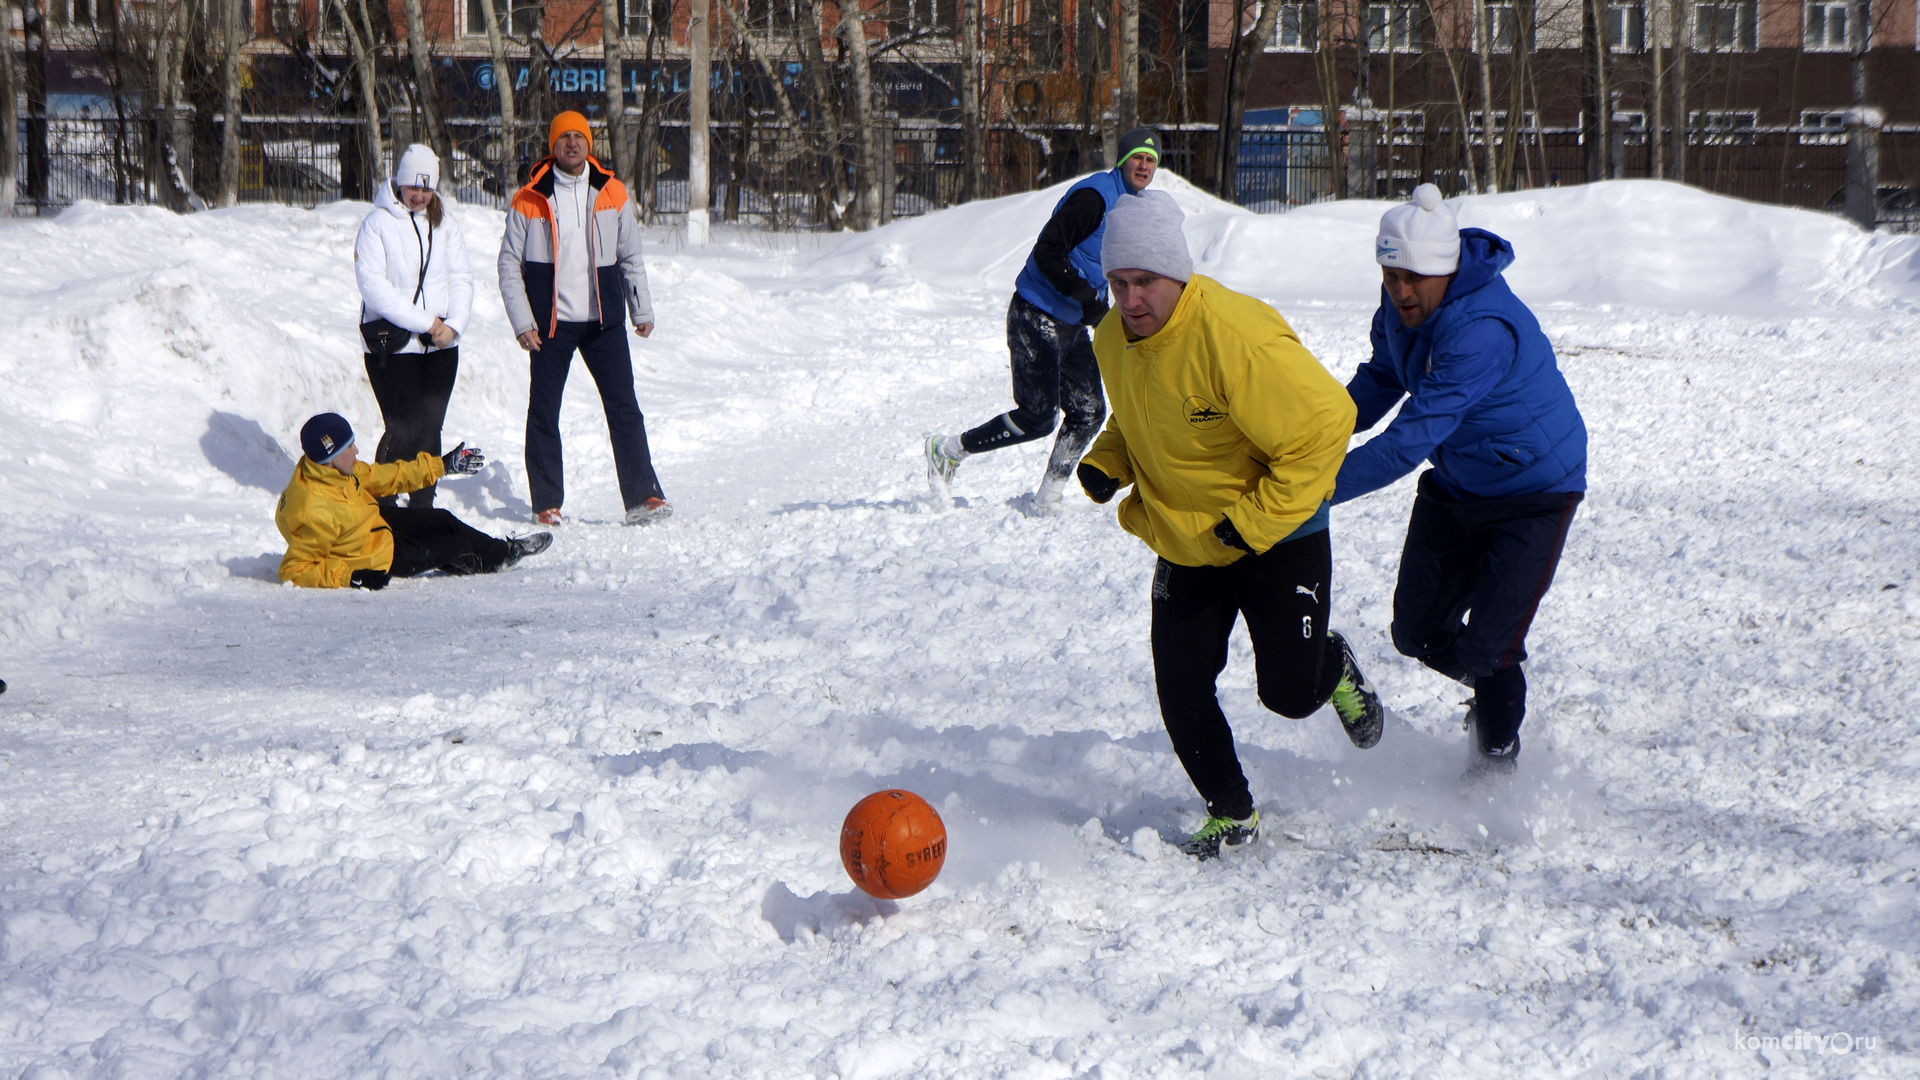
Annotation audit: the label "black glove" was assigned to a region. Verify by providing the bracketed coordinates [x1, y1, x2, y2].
[1214, 516, 1254, 554]
[1079, 297, 1110, 327]
[349, 568, 390, 591]
[442, 442, 486, 476]
[1078, 463, 1120, 504]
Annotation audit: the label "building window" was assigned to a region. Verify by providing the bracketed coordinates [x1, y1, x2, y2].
[1692, 2, 1757, 51]
[1474, 3, 1519, 51]
[1694, 109, 1758, 142]
[1268, 2, 1318, 50]
[1799, 109, 1847, 143]
[1803, 1, 1848, 49]
[468, 0, 539, 36]
[1368, 3, 1421, 51]
[1468, 109, 1539, 135]
[887, 0, 955, 34]
[1607, 3, 1644, 50]
[56, 0, 102, 27]
[741, 0, 800, 34]
[620, 0, 668, 35]
[271, 0, 299, 33]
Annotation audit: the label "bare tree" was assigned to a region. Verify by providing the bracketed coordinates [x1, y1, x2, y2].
[600, 0, 626, 188]
[0, 0, 18, 217]
[474, 0, 519, 196]
[400, 0, 453, 165]
[840, 0, 881, 228]
[1841, 0, 1876, 228]
[1472, 0, 1497, 190]
[328, 0, 386, 197]
[217, 0, 244, 206]
[1118, 0, 1138, 132]
[1215, 0, 1284, 198]
[689, 0, 710, 242]
[1424, 0, 1479, 193]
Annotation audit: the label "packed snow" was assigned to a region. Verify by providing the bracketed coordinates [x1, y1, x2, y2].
[1, 173, 1918, 1078]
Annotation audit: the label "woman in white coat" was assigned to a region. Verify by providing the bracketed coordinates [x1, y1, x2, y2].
[354, 144, 475, 509]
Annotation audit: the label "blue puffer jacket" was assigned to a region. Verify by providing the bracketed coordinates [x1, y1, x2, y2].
[1334, 228, 1587, 504]
[1013, 168, 1132, 325]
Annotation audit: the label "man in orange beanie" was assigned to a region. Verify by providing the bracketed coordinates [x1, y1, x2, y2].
[498, 110, 669, 528]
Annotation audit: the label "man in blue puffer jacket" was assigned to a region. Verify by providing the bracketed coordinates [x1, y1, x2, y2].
[1334, 183, 1587, 780]
[923, 129, 1161, 515]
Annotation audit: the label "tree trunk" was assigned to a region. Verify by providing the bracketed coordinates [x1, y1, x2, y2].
[1350, 0, 1373, 198]
[1424, 0, 1478, 193]
[1582, 0, 1608, 182]
[792, 0, 846, 226]
[1842, 0, 1876, 228]
[1649, 0, 1663, 179]
[475, 0, 519, 197]
[1214, 0, 1283, 200]
[688, 0, 710, 242]
[331, 0, 386, 197]
[1667, 0, 1684, 184]
[840, 0, 881, 229]
[1473, 0, 1498, 192]
[218, 0, 244, 206]
[1313, 0, 1343, 199]
[1497, 0, 1531, 190]
[600, 0, 626, 190]
[1118, 0, 1139, 132]
[961, 0, 980, 202]
[401, 0, 454, 166]
[0, 5, 16, 218]
[23, 0, 46, 207]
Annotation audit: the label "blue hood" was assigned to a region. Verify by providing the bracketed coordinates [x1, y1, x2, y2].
[1437, 228, 1515, 311]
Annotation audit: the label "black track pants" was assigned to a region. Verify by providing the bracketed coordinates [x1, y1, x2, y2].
[1150, 530, 1344, 820]
[365, 348, 459, 509]
[381, 507, 512, 578]
[1390, 470, 1582, 754]
[525, 321, 664, 514]
[959, 294, 1106, 483]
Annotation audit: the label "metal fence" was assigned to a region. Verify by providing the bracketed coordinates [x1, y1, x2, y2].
[12, 114, 1917, 233]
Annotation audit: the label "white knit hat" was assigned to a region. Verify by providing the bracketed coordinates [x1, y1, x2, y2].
[1101, 190, 1192, 283]
[394, 144, 440, 191]
[1376, 183, 1460, 275]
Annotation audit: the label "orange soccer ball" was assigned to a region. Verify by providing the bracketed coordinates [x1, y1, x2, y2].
[839, 789, 947, 900]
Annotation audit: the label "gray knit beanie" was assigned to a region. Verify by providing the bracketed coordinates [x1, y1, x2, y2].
[1100, 191, 1191, 283]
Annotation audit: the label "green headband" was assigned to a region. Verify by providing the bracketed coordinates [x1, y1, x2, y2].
[1120, 144, 1159, 164]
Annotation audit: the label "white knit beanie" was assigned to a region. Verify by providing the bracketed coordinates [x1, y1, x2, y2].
[1101, 190, 1192, 283]
[1376, 183, 1460, 275]
[394, 144, 440, 191]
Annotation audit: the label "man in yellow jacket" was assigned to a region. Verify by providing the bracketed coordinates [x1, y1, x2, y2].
[1077, 192, 1385, 859]
[276, 413, 550, 589]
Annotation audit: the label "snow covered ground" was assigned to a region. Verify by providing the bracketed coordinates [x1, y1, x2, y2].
[1, 175, 1918, 1079]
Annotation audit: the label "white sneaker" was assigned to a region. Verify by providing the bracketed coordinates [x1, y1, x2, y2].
[924, 434, 963, 504]
[1012, 483, 1064, 519]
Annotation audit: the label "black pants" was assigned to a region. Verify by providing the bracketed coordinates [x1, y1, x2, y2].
[960, 294, 1106, 484]
[525, 321, 664, 514]
[365, 348, 459, 509]
[1391, 470, 1582, 755]
[1151, 530, 1344, 820]
[382, 507, 512, 578]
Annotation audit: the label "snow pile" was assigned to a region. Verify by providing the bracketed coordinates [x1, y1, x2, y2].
[1, 181, 1918, 1077]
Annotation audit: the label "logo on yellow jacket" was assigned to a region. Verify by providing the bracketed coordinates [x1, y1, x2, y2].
[1185, 397, 1226, 428]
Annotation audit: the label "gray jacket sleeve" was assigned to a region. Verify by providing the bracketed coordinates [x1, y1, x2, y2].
[498, 207, 538, 336]
[615, 200, 654, 326]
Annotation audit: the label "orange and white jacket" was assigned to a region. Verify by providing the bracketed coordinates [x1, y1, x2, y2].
[497, 156, 653, 337]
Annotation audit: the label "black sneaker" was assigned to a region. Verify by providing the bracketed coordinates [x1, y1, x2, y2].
[1461, 705, 1520, 786]
[503, 532, 553, 569]
[1181, 809, 1261, 860]
[1327, 632, 1384, 749]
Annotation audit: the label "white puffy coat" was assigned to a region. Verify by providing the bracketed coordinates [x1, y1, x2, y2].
[354, 182, 474, 355]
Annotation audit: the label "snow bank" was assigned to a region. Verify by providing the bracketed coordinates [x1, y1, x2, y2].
[818, 170, 1920, 313]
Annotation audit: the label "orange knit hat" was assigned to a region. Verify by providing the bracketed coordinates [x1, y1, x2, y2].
[548, 111, 592, 152]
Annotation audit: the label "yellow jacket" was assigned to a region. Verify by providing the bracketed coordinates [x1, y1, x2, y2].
[275, 453, 444, 587]
[1081, 275, 1356, 567]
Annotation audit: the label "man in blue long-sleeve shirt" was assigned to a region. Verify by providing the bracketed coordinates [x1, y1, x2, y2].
[923, 130, 1161, 515]
[1334, 184, 1587, 781]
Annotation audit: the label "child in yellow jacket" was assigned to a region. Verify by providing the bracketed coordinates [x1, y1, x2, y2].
[276, 413, 550, 589]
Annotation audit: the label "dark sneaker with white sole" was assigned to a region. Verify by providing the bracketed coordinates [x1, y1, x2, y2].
[503, 532, 552, 569]
[1181, 809, 1261, 860]
[1327, 631, 1384, 749]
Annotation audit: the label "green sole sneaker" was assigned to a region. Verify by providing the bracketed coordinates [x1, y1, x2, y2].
[1328, 631, 1383, 749]
[1181, 809, 1260, 860]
